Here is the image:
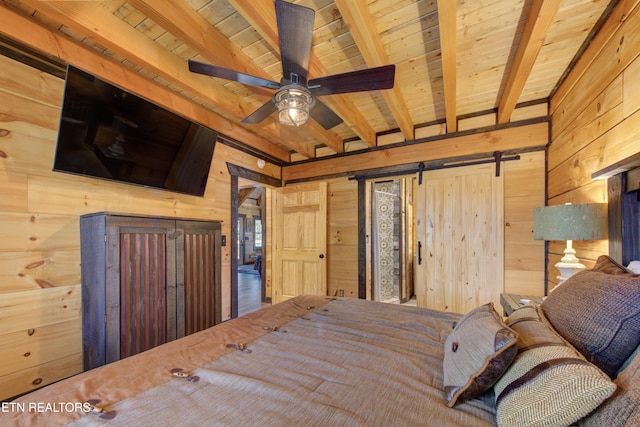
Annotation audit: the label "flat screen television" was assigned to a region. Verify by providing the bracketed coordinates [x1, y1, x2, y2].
[53, 65, 217, 197]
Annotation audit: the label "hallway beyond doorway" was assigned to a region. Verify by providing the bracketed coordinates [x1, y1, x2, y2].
[238, 265, 264, 317]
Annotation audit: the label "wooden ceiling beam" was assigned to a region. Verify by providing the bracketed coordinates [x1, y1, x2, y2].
[0, 3, 291, 162]
[127, 0, 273, 98]
[497, 0, 561, 124]
[436, 0, 457, 133]
[18, 0, 318, 158]
[228, 0, 374, 150]
[334, 0, 415, 142]
[283, 122, 548, 182]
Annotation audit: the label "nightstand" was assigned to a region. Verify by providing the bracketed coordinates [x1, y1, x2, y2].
[500, 293, 545, 317]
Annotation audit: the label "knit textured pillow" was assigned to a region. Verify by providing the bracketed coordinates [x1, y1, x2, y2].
[541, 266, 640, 378]
[443, 302, 518, 407]
[581, 345, 640, 427]
[494, 306, 616, 427]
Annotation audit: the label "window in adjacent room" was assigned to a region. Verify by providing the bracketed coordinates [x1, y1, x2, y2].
[254, 217, 262, 250]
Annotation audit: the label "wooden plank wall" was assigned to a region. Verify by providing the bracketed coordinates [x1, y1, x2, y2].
[548, 0, 640, 290]
[0, 53, 269, 399]
[504, 151, 546, 295]
[326, 178, 359, 298]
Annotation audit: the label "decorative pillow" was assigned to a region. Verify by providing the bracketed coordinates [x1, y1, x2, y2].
[540, 266, 640, 378]
[581, 345, 640, 427]
[505, 303, 539, 326]
[494, 307, 616, 427]
[443, 302, 519, 407]
[592, 255, 634, 275]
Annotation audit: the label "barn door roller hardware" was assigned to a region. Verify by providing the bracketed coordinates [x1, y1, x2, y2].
[349, 151, 520, 183]
[415, 151, 520, 183]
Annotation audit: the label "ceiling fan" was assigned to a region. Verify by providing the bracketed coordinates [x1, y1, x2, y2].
[188, 0, 395, 129]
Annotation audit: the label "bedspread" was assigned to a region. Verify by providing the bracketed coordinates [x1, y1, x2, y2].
[2, 296, 496, 426]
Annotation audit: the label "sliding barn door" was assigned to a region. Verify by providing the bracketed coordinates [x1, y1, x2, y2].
[272, 182, 327, 303]
[415, 163, 504, 313]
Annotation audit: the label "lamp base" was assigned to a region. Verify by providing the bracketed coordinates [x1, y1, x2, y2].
[555, 262, 586, 283]
[551, 240, 586, 291]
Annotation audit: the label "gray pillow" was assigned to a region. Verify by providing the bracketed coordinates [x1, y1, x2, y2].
[541, 265, 640, 378]
[443, 302, 518, 407]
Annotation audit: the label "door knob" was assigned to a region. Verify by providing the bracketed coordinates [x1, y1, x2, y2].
[319, 254, 325, 259]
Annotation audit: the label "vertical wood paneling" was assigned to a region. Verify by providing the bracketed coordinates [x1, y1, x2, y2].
[119, 232, 167, 359]
[183, 231, 217, 335]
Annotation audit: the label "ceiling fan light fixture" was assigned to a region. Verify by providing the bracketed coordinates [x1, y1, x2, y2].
[274, 85, 313, 126]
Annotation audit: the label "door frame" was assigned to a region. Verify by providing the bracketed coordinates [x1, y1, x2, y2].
[228, 163, 281, 319]
[367, 177, 414, 304]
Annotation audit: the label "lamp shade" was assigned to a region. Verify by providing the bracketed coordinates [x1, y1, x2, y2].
[533, 203, 608, 241]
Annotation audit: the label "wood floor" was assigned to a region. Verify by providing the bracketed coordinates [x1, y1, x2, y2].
[237, 266, 265, 317]
[237, 264, 415, 317]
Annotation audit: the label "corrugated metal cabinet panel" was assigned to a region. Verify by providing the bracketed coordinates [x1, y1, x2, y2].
[80, 213, 221, 371]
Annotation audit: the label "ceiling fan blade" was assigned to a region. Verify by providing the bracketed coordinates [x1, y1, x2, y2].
[242, 101, 277, 124]
[310, 99, 344, 130]
[188, 59, 280, 90]
[275, 0, 314, 83]
[308, 64, 396, 96]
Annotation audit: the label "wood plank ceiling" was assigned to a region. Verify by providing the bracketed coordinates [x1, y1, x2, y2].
[0, 0, 615, 164]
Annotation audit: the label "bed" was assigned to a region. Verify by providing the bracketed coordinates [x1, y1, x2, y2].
[1, 257, 639, 427]
[2, 295, 495, 426]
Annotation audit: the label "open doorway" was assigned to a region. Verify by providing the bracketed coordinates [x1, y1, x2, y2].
[369, 177, 415, 304]
[237, 184, 265, 317]
[229, 163, 281, 319]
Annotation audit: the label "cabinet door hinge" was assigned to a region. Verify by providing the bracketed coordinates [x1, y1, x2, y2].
[168, 231, 183, 240]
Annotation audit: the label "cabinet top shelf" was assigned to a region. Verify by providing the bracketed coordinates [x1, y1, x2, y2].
[80, 211, 222, 223]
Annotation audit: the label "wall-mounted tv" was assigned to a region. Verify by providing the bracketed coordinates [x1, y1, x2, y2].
[53, 65, 217, 197]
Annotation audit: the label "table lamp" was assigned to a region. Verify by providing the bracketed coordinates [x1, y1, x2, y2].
[533, 203, 608, 286]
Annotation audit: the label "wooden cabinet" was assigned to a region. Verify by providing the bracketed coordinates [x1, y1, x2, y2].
[80, 212, 221, 370]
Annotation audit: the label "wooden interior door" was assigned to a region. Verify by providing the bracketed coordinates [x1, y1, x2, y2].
[415, 163, 504, 313]
[272, 182, 327, 303]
